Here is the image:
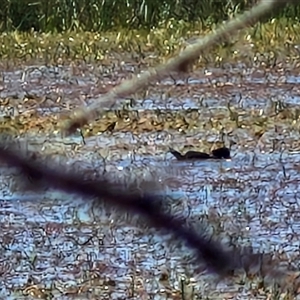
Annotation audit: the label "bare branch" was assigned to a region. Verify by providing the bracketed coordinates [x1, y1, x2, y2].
[62, 0, 292, 134]
[0, 144, 238, 275]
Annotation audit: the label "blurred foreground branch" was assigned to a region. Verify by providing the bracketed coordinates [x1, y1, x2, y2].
[63, 0, 294, 134]
[0, 144, 238, 275]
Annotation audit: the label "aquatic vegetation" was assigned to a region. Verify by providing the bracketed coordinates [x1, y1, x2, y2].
[0, 18, 299, 66]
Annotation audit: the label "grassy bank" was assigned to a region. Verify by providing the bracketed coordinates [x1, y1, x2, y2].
[0, 0, 299, 32]
[0, 19, 299, 67]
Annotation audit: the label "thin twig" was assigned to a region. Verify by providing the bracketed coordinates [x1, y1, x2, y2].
[62, 0, 291, 134]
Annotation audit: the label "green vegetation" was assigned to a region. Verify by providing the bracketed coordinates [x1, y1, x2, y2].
[0, 20, 299, 67]
[0, 0, 299, 33]
[0, 1, 299, 65]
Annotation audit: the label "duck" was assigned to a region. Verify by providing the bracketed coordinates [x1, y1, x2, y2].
[169, 147, 231, 161]
[169, 128, 236, 161]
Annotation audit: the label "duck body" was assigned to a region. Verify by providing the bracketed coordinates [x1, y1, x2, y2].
[169, 148, 211, 160]
[183, 151, 211, 160]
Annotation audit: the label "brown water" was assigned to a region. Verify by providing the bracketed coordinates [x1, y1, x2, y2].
[1, 62, 300, 299]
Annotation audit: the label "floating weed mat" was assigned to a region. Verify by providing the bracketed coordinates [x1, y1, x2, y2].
[0, 49, 300, 300]
[1, 103, 300, 139]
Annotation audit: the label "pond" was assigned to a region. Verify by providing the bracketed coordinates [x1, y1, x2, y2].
[1, 62, 300, 299]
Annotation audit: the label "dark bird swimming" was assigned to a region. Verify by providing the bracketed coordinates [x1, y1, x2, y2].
[169, 147, 231, 161]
